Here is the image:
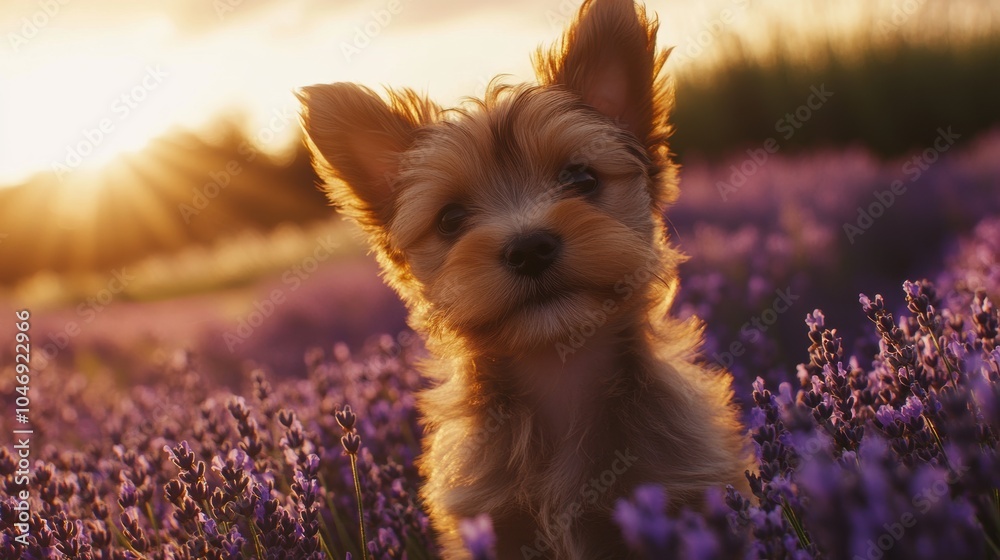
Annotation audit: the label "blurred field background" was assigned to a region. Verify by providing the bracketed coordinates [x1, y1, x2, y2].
[0, 0, 998, 386]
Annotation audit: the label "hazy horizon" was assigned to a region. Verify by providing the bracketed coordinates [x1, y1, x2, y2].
[4, 0, 992, 188]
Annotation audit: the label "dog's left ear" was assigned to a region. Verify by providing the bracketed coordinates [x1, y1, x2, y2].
[535, 0, 669, 149]
[297, 84, 436, 229]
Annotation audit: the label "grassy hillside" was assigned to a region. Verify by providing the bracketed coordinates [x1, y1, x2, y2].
[669, 4, 1000, 160]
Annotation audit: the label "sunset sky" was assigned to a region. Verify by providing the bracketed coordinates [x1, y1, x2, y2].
[0, 0, 986, 187]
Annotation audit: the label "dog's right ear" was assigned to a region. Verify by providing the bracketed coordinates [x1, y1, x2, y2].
[535, 0, 668, 152]
[297, 83, 429, 228]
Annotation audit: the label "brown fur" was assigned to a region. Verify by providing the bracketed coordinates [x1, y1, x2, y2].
[297, 0, 752, 558]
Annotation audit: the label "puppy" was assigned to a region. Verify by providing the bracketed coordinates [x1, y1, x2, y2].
[298, 0, 751, 557]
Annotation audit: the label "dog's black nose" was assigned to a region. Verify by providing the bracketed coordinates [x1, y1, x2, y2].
[503, 231, 562, 277]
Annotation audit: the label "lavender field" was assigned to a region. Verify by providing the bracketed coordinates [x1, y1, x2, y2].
[2, 130, 1000, 559]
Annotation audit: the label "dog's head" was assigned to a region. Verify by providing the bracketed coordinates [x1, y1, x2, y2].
[298, 0, 678, 356]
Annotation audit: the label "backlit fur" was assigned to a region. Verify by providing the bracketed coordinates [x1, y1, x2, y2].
[298, 1, 752, 558]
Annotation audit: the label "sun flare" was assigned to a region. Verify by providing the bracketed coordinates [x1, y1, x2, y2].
[0, 0, 991, 190]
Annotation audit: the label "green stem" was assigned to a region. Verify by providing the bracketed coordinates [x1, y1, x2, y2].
[318, 531, 336, 560]
[924, 416, 947, 459]
[983, 488, 1000, 556]
[319, 472, 357, 554]
[984, 530, 1000, 557]
[994, 488, 1000, 524]
[781, 499, 812, 551]
[927, 330, 959, 381]
[110, 520, 149, 560]
[350, 453, 371, 560]
[144, 502, 160, 535]
[202, 499, 234, 539]
[406, 535, 434, 560]
[248, 519, 266, 559]
[307, 483, 337, 560]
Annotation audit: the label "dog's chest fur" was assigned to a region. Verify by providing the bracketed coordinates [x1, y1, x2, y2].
[417, 321, 748, 559]
[512, 330, 620, 442]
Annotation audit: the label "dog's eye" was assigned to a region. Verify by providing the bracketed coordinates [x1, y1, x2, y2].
[437, 204, 467, 236]
[560, 165, 599, 196]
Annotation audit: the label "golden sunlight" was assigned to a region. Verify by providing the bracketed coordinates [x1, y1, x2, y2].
[3, 56, 173, 184]
[0, 0, 723, 188]
[0, 0, 987, 190]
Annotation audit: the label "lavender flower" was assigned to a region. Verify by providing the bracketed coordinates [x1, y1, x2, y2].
[614, 485, 672, 557]
[459, 514, 497, 560]
[3, 207, 1000, 558]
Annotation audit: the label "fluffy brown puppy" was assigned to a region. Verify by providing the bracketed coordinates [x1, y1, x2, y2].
[298, 1, 751, 557]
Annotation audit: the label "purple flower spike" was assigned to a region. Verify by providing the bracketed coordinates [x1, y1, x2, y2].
[874, 405, 897, 428]
[900, 396, 924, 422]
[117, 479, 138, 510]
[11, 212, 1000, 559]
[805, 309, 825, 330]
[336, 405, 357, 431]
[341, 432, 361, 455]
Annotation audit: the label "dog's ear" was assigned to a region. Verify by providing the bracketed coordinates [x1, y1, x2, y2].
[535, 0, 669, 148]
[297, 83, 431, 227]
